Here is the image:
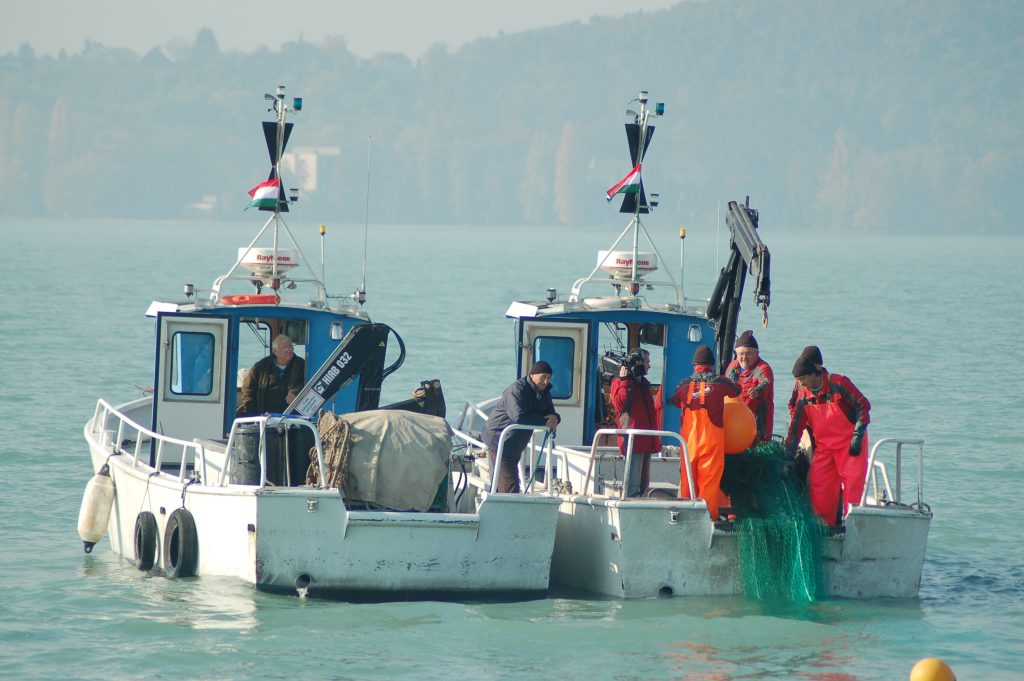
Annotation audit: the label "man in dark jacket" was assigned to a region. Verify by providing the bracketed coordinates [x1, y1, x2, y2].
[236, 334, 306, 417]
[482, 361, 561, 493]
[611, 348, 660, 497]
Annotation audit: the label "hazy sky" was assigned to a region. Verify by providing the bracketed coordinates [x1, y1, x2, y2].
[5, 0, 683, 59]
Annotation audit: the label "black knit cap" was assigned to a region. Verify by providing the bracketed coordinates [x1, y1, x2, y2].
[530, 360, 553, 376]
[799, 345, 823, 365]
[735, 330, 758, 350]
[692, 345, 715, 366]
[792, 355, 822, 378]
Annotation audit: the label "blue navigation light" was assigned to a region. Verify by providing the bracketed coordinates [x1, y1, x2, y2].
[293, 97, 303, 111]
[655, 102, 665, 116]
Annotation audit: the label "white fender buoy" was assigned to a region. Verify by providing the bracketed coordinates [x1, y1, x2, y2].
[77, 464, 115, 553]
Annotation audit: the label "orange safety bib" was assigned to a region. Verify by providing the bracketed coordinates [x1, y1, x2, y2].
[679, 381, 726, 520]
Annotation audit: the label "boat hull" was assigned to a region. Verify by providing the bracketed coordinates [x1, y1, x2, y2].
[550, 495, 931, 599]
[826, 505, 931, 598]
[86, 423, 560, 598]
[551, 496, 739, 598]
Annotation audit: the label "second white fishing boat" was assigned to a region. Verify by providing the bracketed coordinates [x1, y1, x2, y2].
[452, 90, 931, 599]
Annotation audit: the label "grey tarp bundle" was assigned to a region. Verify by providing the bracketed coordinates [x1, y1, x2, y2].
[317, 410, 451, 512]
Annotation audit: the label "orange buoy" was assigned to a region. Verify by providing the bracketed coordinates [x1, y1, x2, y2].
[909, 658, 956, 681]
[220, 294, 279, 305]
[723, 396, 756, 454]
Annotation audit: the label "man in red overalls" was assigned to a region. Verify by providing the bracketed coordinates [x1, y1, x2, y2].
[725, 330, 775, 443]
[670, 345, 741, 520]
[786, 354, 871, 525]
[788, 345, 824, 421]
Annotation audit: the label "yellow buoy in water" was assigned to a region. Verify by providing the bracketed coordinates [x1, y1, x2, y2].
[909, 658, 956, 681]
[723, 396, 756, 454]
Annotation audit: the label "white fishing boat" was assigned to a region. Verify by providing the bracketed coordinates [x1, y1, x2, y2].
[78, 86, 559, 599]
[452, 91, 932, 599]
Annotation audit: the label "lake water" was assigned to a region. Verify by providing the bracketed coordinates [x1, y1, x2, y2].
[1, 218, 1021, 680]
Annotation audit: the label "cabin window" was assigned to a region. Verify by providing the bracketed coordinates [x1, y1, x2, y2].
[639, 323, 665, 347]
[170, 331, 215, 396]
[533, 336, 574, 400]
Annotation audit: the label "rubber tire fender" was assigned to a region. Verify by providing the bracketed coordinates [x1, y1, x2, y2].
[163, 507, 198, 579]
[133, 511, 158, 571]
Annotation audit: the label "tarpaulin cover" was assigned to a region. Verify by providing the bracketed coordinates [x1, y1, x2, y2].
[338, 410, 451, 512]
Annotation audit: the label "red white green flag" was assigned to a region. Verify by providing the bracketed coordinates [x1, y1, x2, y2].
[246, 177, 280, 210]
[605, 163, 642, 201]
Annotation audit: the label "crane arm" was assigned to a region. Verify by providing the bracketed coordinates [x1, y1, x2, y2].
[705, 198, 771, 373]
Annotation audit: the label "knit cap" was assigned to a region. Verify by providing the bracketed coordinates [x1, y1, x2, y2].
[799, 345, 823, 365]
[692, 345, 714, 366]
[735, 330, 758, 349]
[792, 355, 821, 378]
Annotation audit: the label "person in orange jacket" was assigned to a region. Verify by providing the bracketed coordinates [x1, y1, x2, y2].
[670, 345, 741, 520]
[725, 330, 775, 443]
[786, 354, 871, 524]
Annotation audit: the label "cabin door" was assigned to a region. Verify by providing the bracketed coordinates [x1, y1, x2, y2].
[153, 314, 231, 441]
[520, 321, 589, 447]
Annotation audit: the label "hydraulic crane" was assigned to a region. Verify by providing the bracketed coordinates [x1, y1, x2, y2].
[705, 197, 771, 374]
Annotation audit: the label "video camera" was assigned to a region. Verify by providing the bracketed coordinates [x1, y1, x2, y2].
[600, 349, 648, 383]
[623, 350, 648, 379]
[599, 350, 625, 386]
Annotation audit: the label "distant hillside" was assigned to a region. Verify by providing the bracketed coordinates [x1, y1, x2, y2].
[0, 0, 1020, 232]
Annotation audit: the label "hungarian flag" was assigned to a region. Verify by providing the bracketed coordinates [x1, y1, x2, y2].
[605, 163, 642, 201]
[246, 177, 280, 210]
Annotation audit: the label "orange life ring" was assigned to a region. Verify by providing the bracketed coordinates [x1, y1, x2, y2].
[220, 294, 279, 305]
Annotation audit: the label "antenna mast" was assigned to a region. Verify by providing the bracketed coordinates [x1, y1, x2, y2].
[355, 135, 371, 306]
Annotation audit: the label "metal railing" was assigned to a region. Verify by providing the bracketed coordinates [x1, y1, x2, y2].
[221, 415, 327, 487]
[89, 399, 328, 488]
[454, 399, 492, 434]
[89, 399, 210, 482]
[584, 428, 693, 500]
[858, 437, 926, 508]
[490, 424, 555, 494]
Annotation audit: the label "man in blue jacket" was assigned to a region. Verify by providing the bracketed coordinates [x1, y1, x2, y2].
[482, 361, 561, 493]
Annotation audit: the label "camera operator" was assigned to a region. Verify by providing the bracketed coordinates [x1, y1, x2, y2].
[610, 348, 661, 497]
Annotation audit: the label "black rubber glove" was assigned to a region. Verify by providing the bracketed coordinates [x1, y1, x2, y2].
[849, 432, 863, 456]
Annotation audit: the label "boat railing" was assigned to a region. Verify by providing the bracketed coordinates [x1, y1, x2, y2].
[585, 428, 693, 500]
[454, 399, 493, 435]
[223, 415, 327, 488]
[565, 214, 684, 307]
[209, 272, 329, 306]
[491, 424, 555, 494]
[568, 276, 683, 308]
[858, 437, 927, 510]
[89, 399, 212, 482]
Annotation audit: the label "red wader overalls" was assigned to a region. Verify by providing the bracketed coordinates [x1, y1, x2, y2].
[804, 399, 869, 523]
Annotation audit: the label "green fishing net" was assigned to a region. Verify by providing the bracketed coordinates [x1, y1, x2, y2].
[720, 441, 828, 602]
